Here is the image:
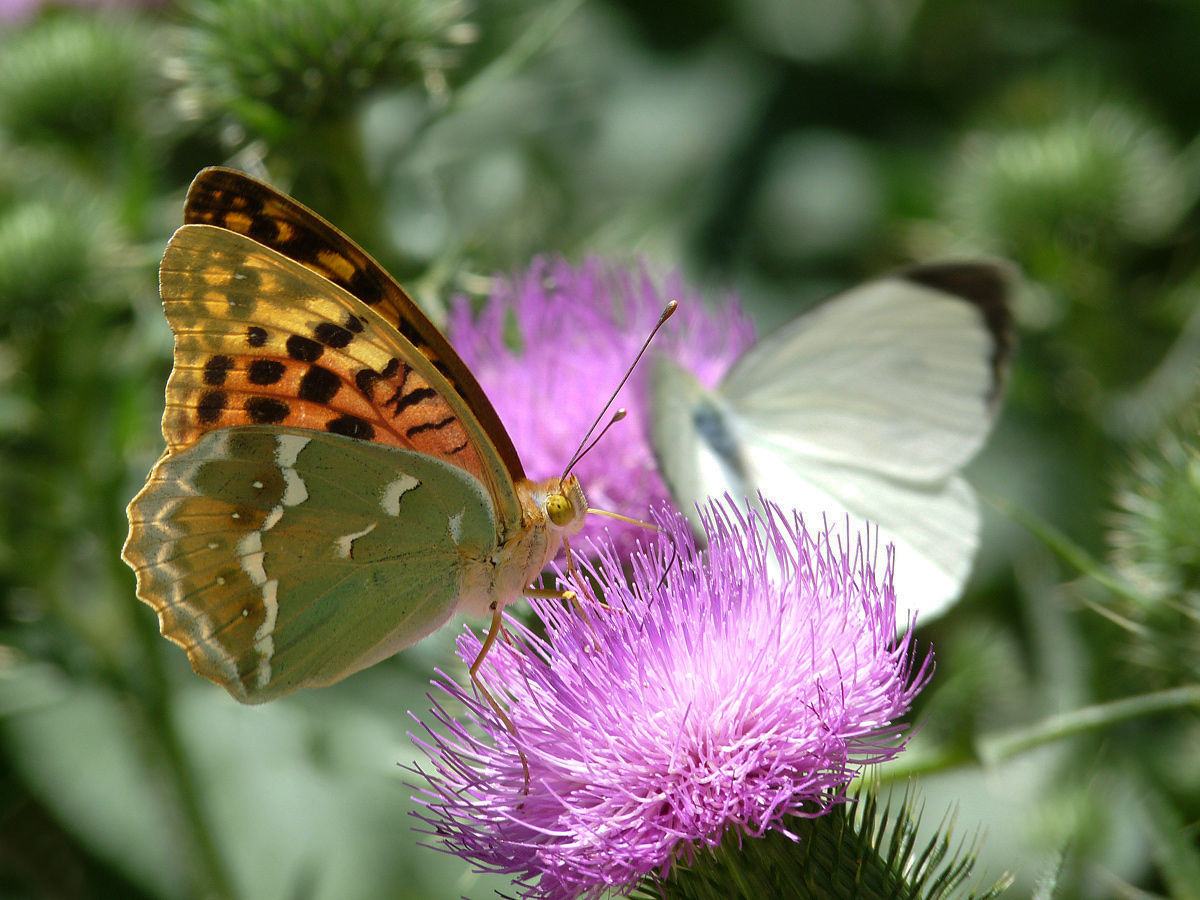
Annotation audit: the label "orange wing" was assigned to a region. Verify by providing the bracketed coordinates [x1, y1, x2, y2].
[158, 224, 523, 525]
[182, 167, 525, 482]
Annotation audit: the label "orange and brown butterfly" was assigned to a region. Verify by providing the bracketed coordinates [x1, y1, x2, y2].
[123, 167, 587, 704]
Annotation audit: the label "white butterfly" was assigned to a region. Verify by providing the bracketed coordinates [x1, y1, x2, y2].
[650, 262, 1013, 626]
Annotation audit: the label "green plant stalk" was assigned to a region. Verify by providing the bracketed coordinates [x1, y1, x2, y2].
[984, 490, 1147, 606]
[124, 556, 239, 900]
[402, 0, 587, 156]
[108, 422, 237, 900]
[452, 0, 588, 112]
[872, 684, 1200, 780]
[281, 115, 390, 263]
[975, 683, 1200, 765]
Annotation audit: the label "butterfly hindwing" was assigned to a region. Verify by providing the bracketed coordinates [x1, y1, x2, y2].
[125, 427, 499, 703]
[738, 432, 981, 615]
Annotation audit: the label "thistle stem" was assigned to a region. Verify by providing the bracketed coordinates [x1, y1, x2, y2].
[121, 552, 238, 900]
[873, 684, 1200, 780]
[451, 0, 587, 113]
[983, 491, 1147, 605]
[975, 683, 1200, 765]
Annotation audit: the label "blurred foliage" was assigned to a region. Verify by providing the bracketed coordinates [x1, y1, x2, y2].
[0, 0, 1199, 899]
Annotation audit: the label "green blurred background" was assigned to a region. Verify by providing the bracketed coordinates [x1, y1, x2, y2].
[2, 0, 1200, 898]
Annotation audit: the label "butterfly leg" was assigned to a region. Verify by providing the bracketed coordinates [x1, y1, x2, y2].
[562, 535, 622, 613]
[470, 603, 531, 791]
[524, 585, 589, 626]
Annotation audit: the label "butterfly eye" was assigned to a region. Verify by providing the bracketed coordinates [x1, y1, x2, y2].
[546, 492, 576, 527]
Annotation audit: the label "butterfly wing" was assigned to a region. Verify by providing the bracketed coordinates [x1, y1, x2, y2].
[720, 263, 1011, 481]
[126, 427, 499, 703]
[125, 220, 525, 702]
[729, 425, 981, 623]
[651, 261, 1012, 622]
[181, 167, 526, 482]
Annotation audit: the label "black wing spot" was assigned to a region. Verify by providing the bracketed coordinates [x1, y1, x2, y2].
[314, 322, 354, 349]
[348, 269, 383, 306]
[246, 216, 281, 244]
[355, 368, 381, 396]
[298, 365, 341, 404]
[397, 317, 426, 349]
[197, 390, 227, 424]
[248, 359, 286, 385]
[277, 228, 323, 267]
[204, 355, 235, 386]
[900, 261, 1014, 403]
[326, 414, 375, 441]
[390, 386, 437, 416]
[344, 314, 365, 334]
[286, 335, 323, 363]
[246, 397, 290, 424]
[405, 415, 455, 438]
[247, 326, 268, 347]
[355, 358, 404, 397]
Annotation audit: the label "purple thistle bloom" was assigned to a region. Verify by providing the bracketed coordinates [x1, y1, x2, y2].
[411, 499, 930, 900]
[446, 256, 756, 555]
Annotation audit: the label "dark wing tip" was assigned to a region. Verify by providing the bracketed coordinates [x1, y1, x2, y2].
[899, 259, 1017, 407]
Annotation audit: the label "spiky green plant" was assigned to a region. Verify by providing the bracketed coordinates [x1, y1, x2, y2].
[1109, 406, 1200, 683]
[634, 785, 1010, 900]
[173, 0, 474, 134]
[0, 14, 159, 158]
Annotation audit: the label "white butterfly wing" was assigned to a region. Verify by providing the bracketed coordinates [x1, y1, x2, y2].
[720, 267, 1009, 482]
[735, 423, 981, 623]
[651, 262, 1012, 624]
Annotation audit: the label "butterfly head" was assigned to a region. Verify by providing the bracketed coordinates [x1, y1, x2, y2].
[537, 474, 588, 539]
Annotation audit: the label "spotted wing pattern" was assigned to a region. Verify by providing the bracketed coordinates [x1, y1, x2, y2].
[182, 167, 525, 482]
[157, 223, 520, 525]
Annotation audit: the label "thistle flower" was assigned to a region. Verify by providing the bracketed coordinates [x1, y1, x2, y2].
[446, 257, 756, 554]
[412, 499, 929, 900]
[1108, 410, 1200, 683]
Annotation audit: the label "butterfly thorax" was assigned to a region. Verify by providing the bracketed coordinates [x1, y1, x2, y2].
[455, 475, 587, 619]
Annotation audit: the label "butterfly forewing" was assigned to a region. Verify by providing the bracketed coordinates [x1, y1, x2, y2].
[125, 427, 498, 703]
[182, 167, 525, 482]
[720, 271, 1007, 482]
[157, 223, 521, 526]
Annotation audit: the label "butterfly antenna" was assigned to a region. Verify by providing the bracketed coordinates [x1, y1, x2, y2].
[561, 300, 678, 479]
[564, 408, 627, 477]
[587, 508, 659, 531]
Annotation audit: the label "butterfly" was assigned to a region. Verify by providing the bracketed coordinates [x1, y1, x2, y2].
[123, 167, 587, 704]
[649, 262, 1013, 625]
